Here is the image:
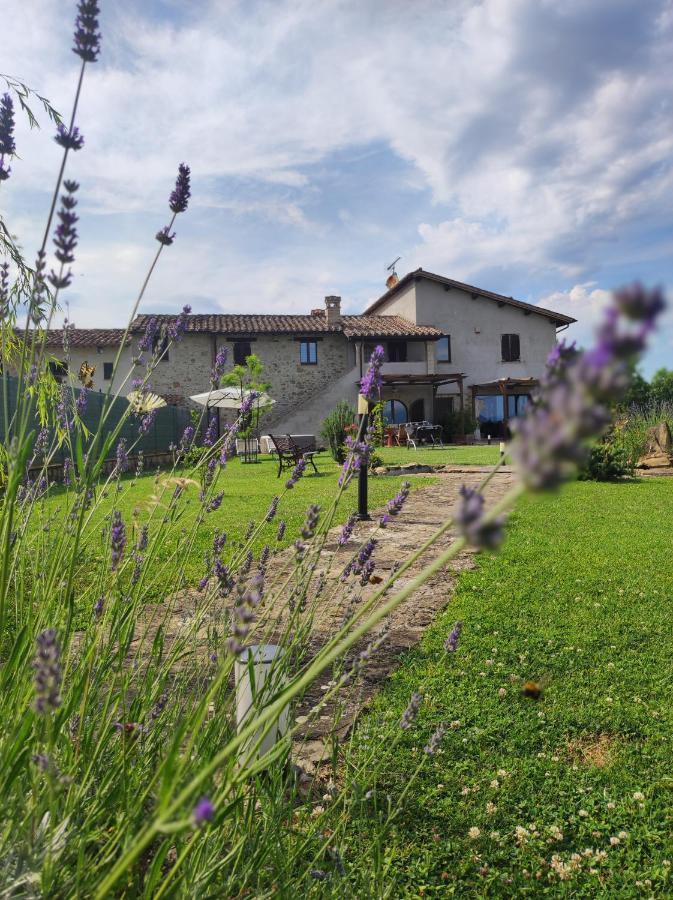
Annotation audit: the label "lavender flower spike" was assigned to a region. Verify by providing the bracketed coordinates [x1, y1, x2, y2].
[54, 124, 85, 151]
[169, 163, 191, 213]
[193, 796, 214, 825]
[444, 620, 463, 653]
[424, 722, 448, 755]
[359, 345, 384, 401]
[338, 513, 356, 546]
[400, 692, 422, 730]
[33, 629, 62, 714]
[110, 510, 126, 570]
[155, 226, 175, 246]
[73, 0, 101, 63]
[286, 456, 306, 489]
[0, 93, 16, 181]
[455, 485, 505, 549]
[211, 346, 228, 386]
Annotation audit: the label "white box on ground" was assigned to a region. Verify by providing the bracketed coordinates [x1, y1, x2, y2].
[235, 644, 289, 765]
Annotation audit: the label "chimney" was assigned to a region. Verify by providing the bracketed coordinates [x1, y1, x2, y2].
[324, 295, 341, 326]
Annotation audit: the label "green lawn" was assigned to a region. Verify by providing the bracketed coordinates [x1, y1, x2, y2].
[345, 478, 673, 895]
[378, 444, 501, 466]
[40, 451, 432, 612]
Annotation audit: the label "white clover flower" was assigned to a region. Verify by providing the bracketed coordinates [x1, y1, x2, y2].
[633, 791, 645, 802]
[468, 826, 481, 840]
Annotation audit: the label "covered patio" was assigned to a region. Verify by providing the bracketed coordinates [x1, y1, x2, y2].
[380, 372, 467, 440]
[470, 377, 538, 438]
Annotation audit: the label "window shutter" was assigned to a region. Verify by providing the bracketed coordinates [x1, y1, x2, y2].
[501, 334, 508, 360]
[511, 334, 520, 360]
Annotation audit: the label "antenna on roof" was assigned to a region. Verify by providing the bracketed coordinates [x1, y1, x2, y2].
[385, 256, 401, 290]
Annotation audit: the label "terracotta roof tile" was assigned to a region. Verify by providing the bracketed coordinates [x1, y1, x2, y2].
[131, 314, 441, 340]
[33, 329, 130, 348]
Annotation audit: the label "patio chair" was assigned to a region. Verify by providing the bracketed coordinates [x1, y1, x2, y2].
[268, 434, 319, 478]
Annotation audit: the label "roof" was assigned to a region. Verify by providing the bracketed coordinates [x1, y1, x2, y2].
[364, 269, 576, 327]
[36, 329, 130, 348]
[130, 313, 441, 340]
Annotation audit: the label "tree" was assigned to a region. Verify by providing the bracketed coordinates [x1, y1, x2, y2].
[618, 363, 651, 409]
[221, 353, 271, 437]
[650, 368, 673, 405]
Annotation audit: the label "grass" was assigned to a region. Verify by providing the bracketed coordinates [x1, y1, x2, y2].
[37, 451, 434, 614]
[342, 477, 673, 895]
[378, 444, 501, 466]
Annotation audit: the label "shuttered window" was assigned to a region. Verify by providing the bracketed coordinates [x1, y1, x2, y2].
[501, 333, 520, 362]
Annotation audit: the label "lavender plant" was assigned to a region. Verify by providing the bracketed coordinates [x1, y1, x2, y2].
[0, 3, 665, 896]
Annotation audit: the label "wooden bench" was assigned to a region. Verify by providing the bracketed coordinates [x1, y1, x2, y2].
[268, 434, 319, 478]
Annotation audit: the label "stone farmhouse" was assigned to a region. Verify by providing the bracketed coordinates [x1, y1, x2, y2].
[39, 269, 575, 438]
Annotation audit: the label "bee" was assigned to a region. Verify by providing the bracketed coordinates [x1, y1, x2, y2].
[78, 361, 96, 388]
[126, 389, 167, 414]
[522, 680, 544, 700]
[369, 574, 384, 585]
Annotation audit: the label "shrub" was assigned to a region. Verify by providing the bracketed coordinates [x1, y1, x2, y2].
[321, 400, 355, 462]
[437, 409, 477, 442]
[579, 440, 633, 481]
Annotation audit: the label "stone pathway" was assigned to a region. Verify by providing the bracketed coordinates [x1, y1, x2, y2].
[273, 469, 517, 771]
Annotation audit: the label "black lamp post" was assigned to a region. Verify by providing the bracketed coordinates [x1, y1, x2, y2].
[357, 395, 370, 520]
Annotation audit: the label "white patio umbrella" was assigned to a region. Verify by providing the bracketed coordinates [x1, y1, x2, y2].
[189, 387, 275, 410]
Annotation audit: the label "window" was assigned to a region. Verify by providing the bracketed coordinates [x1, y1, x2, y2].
[299, 339, 317, 365]
[233, 341, 252, 366]
[409, 398, 425, 421]
[436, 335, 451, 363]
[152, 333, 169, 362]
[48, 360, 68, 383]
[382, 399, 408, 424]
[501, 334, 520, 362]
[387, 340, 407, 363]
[103, 362, 113, 381]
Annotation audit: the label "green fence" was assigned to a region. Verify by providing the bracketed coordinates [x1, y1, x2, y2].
[0, 376, 191, 463]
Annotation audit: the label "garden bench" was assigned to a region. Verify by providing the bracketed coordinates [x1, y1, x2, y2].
[268, 434, 319, 478]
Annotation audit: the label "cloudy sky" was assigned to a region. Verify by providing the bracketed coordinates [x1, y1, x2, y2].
[2, 0, 672, 373]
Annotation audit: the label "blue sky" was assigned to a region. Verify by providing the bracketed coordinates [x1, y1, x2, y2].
[2, 0, 673, 374]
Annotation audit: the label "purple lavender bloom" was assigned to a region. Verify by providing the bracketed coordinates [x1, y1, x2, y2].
[180, 424, 195, 450]
[387, 481, 411, 517]
[207, 491, 224, 512]
[110, 510, 126, 570]
[203, 415, 218, 447]
[54, 124, 85, 151]
[444, 620, 463, 653]
[213, 530, 227, 555]
[169, 163, 191, 214]
[211, 346, 228, 387]
[35, 427, 49, 457]
[286, 457, 306, 489]
[301, 504, 320, 540]
[0, 93, 16, 155]
[455, 485, 505, 550]
[93, 596, 104, 617]
[197, 576, 209, 591]
[75, 389, 88, 418]
[167, 305, 191, 341]
[400, 692, 422, 730]
[354, 538, 376, 574]
[137, 525, 148, 552]
[276, 519, 286, 542]
[0, 93, 15, 181]
[0, 262, 10, 316]
[73, 0, 101, 62]
[424, 722, 447, 755]
[265, 495, 280, 522]
[338, 513, 356, 546]
[226, 577, 262, 653]
[359, 345, 384, 401]
[138, 317, 158, 353]
[359, 557, 375, 585]
[239, 390, 260, 419]
[214, 559, 233, 595]
[155, 226, 175, 246]
[115, 438, 129, 475]
[63, 456, 73, 485]
[139, 408, 157, 435]
[511, 284, 664, 491]
[193, 795, 214, 825]
[379, 514, 391, 528]
[32, 629, 62, 714]
[53, 181, 79, 264]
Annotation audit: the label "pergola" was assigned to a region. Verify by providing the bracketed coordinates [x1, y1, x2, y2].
[470, 377, 538, 430]
[379, 372, 467, 438]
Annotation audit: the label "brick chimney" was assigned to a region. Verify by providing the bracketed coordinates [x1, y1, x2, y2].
[324, 295, 341, 325]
